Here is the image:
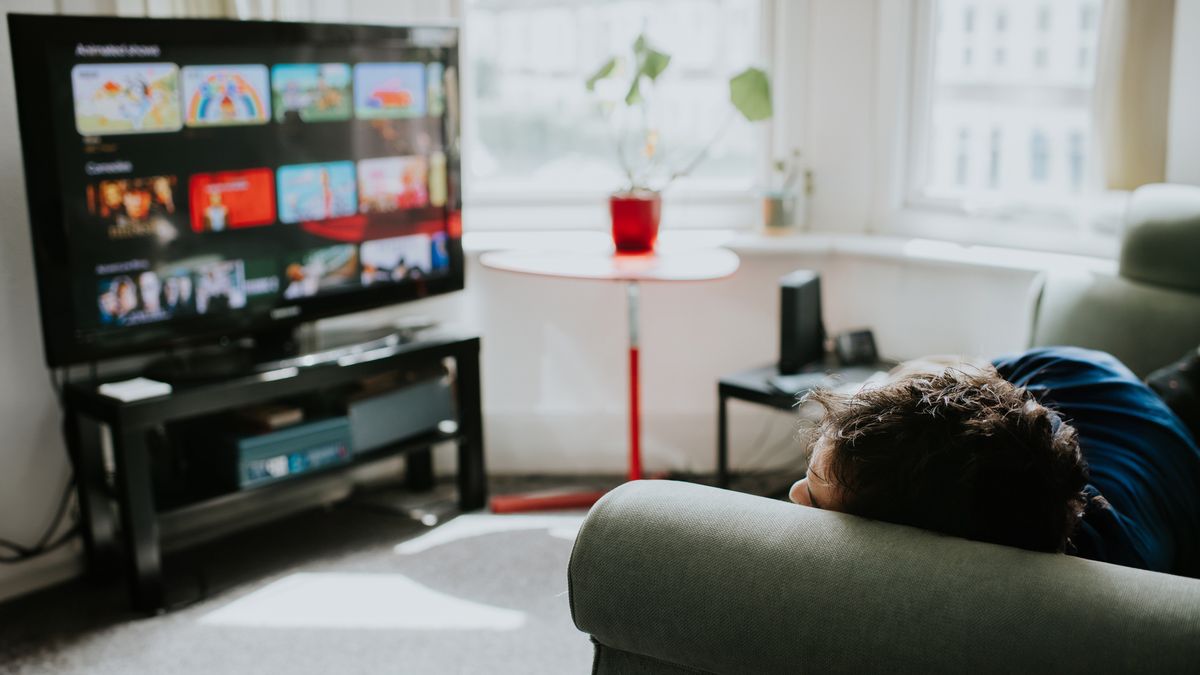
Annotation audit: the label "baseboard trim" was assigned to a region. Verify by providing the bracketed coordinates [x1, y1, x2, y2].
[0, 540, 84, 605]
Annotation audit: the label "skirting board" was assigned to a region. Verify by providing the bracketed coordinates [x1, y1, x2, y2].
[0, 539, 85, 605]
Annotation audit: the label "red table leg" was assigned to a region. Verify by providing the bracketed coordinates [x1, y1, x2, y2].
[627, 281, 642, 481]
[488, 280, 644, 512]
[629, 345, 641, 481]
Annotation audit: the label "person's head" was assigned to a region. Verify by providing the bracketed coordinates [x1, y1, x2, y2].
[123, 189, 150, 220]
[138, 271, 161, 311]
[101, 182, 123, 210]
[152, 176, 173, 205]
[789, 367, 1089, 553]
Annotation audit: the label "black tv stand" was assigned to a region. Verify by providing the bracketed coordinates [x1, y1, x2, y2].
[63, 333, 485, 613]
[144, 324, 303, 384]
[144, 347, 258, 384]
[144, 323, 437, 384]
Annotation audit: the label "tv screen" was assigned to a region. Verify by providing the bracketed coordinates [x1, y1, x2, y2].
[8, 14, 463, 367]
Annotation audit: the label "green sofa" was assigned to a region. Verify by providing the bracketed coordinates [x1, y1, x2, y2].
[1029, 183, 1200, 377]
[570, 481, 1200, 673]
[568, 184, 1200, 673]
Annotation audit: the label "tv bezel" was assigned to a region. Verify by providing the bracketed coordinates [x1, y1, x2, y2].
[8, 13, 464, 368]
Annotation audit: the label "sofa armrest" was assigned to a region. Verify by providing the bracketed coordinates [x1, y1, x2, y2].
[569, 480, 1200, 674]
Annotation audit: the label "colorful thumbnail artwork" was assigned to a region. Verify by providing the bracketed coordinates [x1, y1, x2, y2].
[359, 234, 434, 286]
[426, 62, 445, 118]
[194, 259, 248, 314]
[431, 232, 450, 270]
[182, 65, 271, 127]
[272, 63, 353, 122]
[72, 63, 182, 135]
[87, 175, 181, 240]
[188, 168, 276, 232]
[353, 63, 426, 119]
[282, 244, 358, 299]
[276, 162, 357, 224]
[357, 156, 429, 213]
[97, 267, 192, 326]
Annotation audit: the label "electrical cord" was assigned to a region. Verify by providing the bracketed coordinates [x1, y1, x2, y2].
[0, 472, 79, 563]
[736, 411, 813, 474]
[0, 368, 82, 564]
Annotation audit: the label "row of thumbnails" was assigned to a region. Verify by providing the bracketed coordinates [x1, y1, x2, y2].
[72, 61, 448, 135]
[85, 154, 448, 240]
[95, 232, 450, 327]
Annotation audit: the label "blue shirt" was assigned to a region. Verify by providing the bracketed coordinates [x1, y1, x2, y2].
[994, 347, 1200, 576]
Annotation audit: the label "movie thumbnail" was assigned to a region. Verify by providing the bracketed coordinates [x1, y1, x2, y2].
[431, 232, 450, 270]
[97, 266, 193, 326]
[194, 259, 248, 314]
[276, 161, 357, 224]
[87, 175, 181, 241]
[272, 63, 352, 123]
[182, 65, 271, 127]
[282, 244, 359, 299]
[427, 62, 445, 118]
[357, 156, 429, 213]
[359, 234, 433, 286]
[72, 63, 182, 136]
[189, 168, 276, 232]
[353, 63, 426, 119]
[429, 151, 448, 208]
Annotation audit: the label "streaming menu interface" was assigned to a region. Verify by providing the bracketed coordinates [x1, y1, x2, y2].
[50, 38, 457, 332]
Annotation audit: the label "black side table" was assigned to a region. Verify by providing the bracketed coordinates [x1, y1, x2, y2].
[717, 361, 895, 488]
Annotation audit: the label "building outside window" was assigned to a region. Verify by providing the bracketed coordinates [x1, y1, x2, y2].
[913, 0, 1104, 214]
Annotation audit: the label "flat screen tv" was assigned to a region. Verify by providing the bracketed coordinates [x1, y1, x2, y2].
[8, 13, 463, 368]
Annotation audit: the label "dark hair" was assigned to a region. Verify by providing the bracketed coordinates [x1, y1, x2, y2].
[806, 368, 1089, 553]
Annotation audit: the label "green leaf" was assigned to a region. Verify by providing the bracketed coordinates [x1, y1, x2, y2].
[585, 56, 618, 92]
[729, 67, 772, 121]
[625, 76, 642, 105]
[640, 48, 671, 81]
[633, 33, 648, 56]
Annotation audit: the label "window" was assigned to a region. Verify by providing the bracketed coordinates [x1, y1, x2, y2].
[988, 128, 1002, 188]
[955, 129, 970, 185]
[463, 0, 766, 210]
[911, 0, 1105, 213]
[1030, 131, 1050, 182]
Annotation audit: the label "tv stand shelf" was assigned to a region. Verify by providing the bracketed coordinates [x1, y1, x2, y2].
[63, 334, 485, 613]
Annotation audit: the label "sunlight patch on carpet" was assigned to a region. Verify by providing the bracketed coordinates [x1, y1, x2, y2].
[199, 572, 526, 630]
[393, 513, 586, 555]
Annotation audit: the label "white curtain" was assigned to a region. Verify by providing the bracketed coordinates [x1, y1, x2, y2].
[1093, 0, 1176, 190]
[106, 0, 460, 22]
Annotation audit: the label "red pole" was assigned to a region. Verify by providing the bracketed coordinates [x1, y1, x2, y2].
[626, 280, 642, 481]
[629, 345, 641, 481]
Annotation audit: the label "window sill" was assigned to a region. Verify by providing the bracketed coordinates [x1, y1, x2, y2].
[463, 229, 1118, 276]
[885, 202, 1125, 261]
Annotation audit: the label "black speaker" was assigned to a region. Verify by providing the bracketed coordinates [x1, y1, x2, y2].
[779, 270, 825, 375]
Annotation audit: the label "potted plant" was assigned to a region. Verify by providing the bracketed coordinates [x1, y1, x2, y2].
[586, 34, 773, 253]
[764, 148, 806, 232]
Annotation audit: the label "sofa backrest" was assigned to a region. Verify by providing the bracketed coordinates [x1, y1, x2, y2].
[570, 480, 1200, 674]
[1029, 184, 1200, 377]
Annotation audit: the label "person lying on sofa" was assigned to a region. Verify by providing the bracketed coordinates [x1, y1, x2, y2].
[788, 346, 1200, 577]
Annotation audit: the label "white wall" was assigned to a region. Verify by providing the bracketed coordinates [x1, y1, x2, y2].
[1167, 0, 1200, 185]
[801, 0, 879, 234]
[464, 246, 1037, 476]
[0, 0, 89, 604]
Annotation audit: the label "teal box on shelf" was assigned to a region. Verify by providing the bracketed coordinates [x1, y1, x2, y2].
[348, 378, 455, 454]
[237, 417, 353, 488]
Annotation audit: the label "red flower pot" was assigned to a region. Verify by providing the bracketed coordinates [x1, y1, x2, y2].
[609, 191, 661, 254]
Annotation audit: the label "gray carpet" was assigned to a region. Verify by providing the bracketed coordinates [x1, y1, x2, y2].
[0, 481, 603, 674]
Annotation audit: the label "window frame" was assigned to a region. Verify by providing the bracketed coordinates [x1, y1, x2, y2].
[880, 0, 1124, 259]
[458, 0, 777, 231]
